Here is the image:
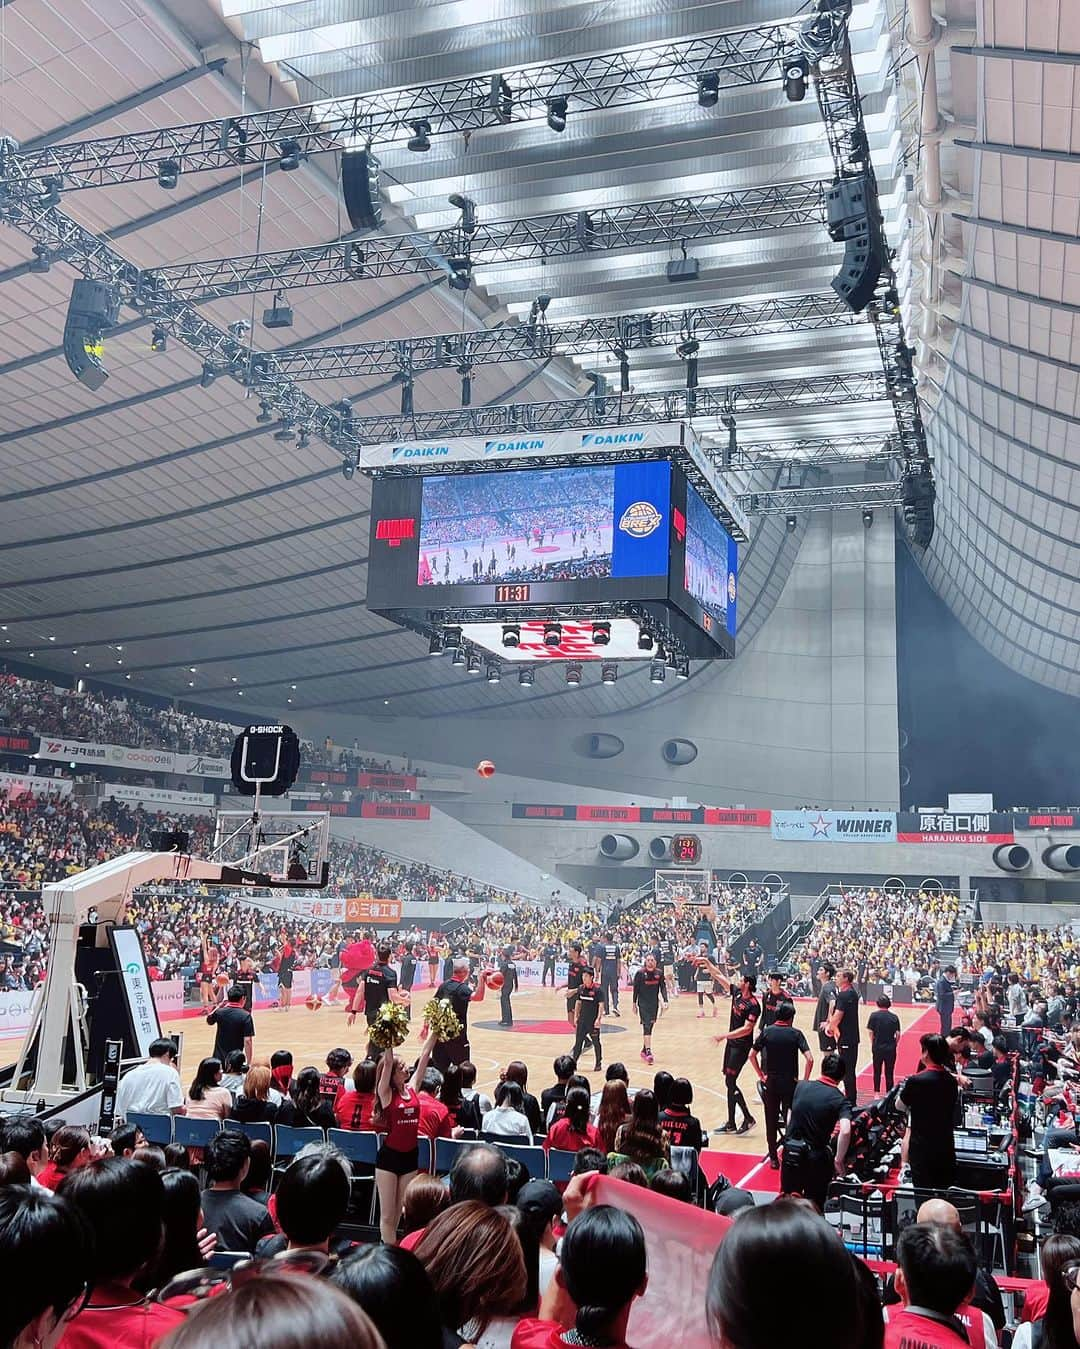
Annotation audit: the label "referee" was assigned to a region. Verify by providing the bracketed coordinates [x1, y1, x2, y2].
[749, 999, 813, 1169]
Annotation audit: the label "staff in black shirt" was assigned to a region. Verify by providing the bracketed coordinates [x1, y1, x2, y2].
[814, 963, 837, 1052]
[867, 994, 902, 1093]
[632, 954, 668, 1066]
[899, 1033, 958, 1191]
[826, 969, 861, 1104]
[596, 933, 621, 1017]
[348, 943, 407, 1054]
[557, 943, 588, 1026]
[571, 967, 603, 1071]
[498, 948, 519, 1028]
[430, 958, 490, 1073]
[750, 1000, 813, 1168]
[781, 1053, 852, 1210]
[207, 985, 255, 1065]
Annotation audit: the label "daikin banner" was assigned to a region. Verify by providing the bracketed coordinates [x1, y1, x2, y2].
[771, 810, 898, 843]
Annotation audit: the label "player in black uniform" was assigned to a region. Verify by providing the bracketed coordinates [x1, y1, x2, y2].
[597, 932, 621, 1016]
[700, 956, 760, 1135]
[750, 999, 813, 1168]
[761, 971, 788, 1027]
[657, 935, 677, 997]
[558, 943, 588, 1026]
[571, 967, 603, 1070]
[631, 954, 668, 1066]
[348, 943, 406, 1056]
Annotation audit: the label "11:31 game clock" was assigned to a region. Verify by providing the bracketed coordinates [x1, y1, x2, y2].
[671, 834, 702, 864]
[494, 583, 531, 602]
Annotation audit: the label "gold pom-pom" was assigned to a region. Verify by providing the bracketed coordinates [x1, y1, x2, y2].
[423, 996, 463, 1043]
[368, 1000, 410, 1050]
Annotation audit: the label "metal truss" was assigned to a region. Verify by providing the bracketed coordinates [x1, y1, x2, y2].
[0, 25, 791, 193]
[743, 480, 902, 514]
[144, 182, 826, 301]
[729, 434, 898, 471]
[259, 293, 860, 383]
[348, 374, 888, 448]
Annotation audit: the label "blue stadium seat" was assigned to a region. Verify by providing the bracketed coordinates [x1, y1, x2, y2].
[492, 1142, 546, 1180]
[224, 1119, 273, 1153]
[434, 1136, 476, 1175]
[327, 1129, 379, 1166]
[545, 1148, 577, 1184]
[173, 1117, 221, 1152]
[127, 1111, 173, 1145]
[273, 1125, 326, 1165]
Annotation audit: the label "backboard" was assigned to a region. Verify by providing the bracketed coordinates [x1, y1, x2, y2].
[654, 868, 710, 905]
[211, 810, 330, 889]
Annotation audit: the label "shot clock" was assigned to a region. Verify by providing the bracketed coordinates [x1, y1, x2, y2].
[671, 833, 702, 864]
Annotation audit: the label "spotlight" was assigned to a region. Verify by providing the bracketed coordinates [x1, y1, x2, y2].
[262, 293, 294, 329]
[592, 622, 611, 647]
[157, 158, 180, 189]
[341, 456, 355, 480]
[341, 147, 383, 231]
[543, 623, 562, 648]
[448, 254, 472, 291]
[697, 71, 720, 107]
[650, 659, 666, 684]
[40, 177, 61, 208]
[676, 658, 690, 680]
[407, 120, 432, 152]
[28, 244, 51, 274]
[297, 428, 311, 449]
[862, 508, 874, 529]
[601, 662, 617, 686]
[428, 631, 444, 656]
[786, 514, 797, 532]
[448, 192, 477, 235]
[486, 662, 501, 684]
[546, 97, 568, 133]
[783, 52, 810, 102]
[565, 662, 582, 686]
[637, 630, 654, 651]
[451, 647, 467, 668]
[149, 324, 167, 353]
[502, 625, 521, 649]
[518, 666, 535, 687]
[443, 626, 462, 650]
[200, 363, 217, 389]
[278, 138, 303, 171]
[665, 647, 678, 671]
[274, 422, 296, 442]
[467, 651, 483, 675]
[459, 364, 472, 407]
[255, 400, 274, 423]
[489, 74, 513, 123]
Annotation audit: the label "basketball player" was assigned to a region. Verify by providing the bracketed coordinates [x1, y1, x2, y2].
[694, 942, 717, 1018]
[571, 967, 603, 1071]
[632, 954, 667, 1065]
[762, 970, 787, 1027]
[275, 938, 296, 1012]
[699, 955, 760, 1135]
[557, 942, 588, 1025]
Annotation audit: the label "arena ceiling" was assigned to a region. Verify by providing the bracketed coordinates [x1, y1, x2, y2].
[0, 0, 1069, 720]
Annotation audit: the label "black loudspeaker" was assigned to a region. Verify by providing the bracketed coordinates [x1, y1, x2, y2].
[827, 174, 885, 313]
[63, 279, 121, 390]
[341, 149, 383, 231]
[151, 829, 191, 853]
[230, 724, 301, 797]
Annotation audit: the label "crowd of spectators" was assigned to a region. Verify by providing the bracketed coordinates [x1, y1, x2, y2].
[326, 838, 519, 907]
[796, 887, 961, 987]
[959, 921, 1079, 986]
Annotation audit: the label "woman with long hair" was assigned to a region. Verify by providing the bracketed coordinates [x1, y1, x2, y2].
[289, 1066, 337, 1129]
[440, 1063, 466, 1129]
[481, 1083, 532, 1142]
[184, 1058, 230, 1121]
[36, 1125, 92, 1192]
[373, 1032, 437, 1246]
[413, 1201, 527, 1346]
[332, 1245, 443, 1349]
[1014, 1235, 1080, 1348]
[544, 1086, 600, 1154]
[199, 938, 220, 1010]
[335, 1059, 378, 1132]
[899, 1033, 959, 1191]
[141, 1168, 207, 1290]
[611, 1089, 669, 1180]
[595, 1079, 632, 1155]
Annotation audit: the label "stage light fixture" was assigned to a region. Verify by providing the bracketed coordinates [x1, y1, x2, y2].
[149, 325, 167, 353]
[650, 659, 666, 684]
[28, 244, 51, 274]
[502, 625, 521, 648]
[443, 626, 463, 650]
[341, 455, 355, 480]
[157, 159, 180, 189]
[665, 647, 678, 671]
[518, 667, 535, 687]
[486, 662, 501, 684]
[783, 52, 810, 102]
[676, 658, 690, 679]
[407, 120, 432, 152]
[546, 97, 568, 133]
[637, 630, 654, 651]
[697, 71, 720, 107]
[297, 428, 311, 450]
[601, 662, 617, 685]
[543, 623, 562, 648]
[451, 647, 467, 667]
[467, 651, 483, 675]
[565, 662, 582, 686]
[426, 631, 445, 657]
[448, 254, 472, 291]
[449, 193, 478, 236]
[862, 509, 874, 529]
[262, 293, 294, 329]
[459, 363, 472, 408]
[592, 622, 611, 647]
[617, 348, 630, 393]
[200, 363, 217, 388]
[274, 422, 296, 442]
[40, 177, 60, 207]
[489, 74, 513, 123]
[256, 400, 274, 424]
[278, 138, 302, 171]
[786, 514, 797, 532]
[341, 147, 383, 230]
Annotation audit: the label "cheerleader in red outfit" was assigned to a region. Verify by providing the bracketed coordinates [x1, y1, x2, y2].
[374, 1030, 438, 1247]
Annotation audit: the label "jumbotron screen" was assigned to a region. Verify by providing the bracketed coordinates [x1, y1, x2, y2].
[684, 482, 738, 637]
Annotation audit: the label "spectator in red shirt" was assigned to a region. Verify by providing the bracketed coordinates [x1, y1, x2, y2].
[417, 1067, 454, 1143]
[0, 1183, 92, 1349]
[544, 1087, 600, 1154]
[334, 1059, 378, 1132]
[36, 1125, 93, 1192]
[57, 1157, 186, 1348]
[885, 1222, 979, 1348]
[512, 1205, 647, 1349]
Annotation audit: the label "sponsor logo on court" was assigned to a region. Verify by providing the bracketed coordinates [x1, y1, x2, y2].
[618, 501, 662, 537]
[390, 444, 451, 459]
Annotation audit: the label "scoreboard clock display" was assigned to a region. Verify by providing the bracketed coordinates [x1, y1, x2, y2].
[494, 584, 531, 602]
[671, 833, 702, 864]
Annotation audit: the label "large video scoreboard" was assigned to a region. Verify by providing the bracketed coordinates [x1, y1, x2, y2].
[366, 456, 737, 661]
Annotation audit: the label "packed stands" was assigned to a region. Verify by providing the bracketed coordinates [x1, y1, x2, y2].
[960, 921, 1079, 984]
[796, 886, 961, 985]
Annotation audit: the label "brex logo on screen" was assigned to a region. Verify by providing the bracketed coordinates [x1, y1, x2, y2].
[618, 501, 662, 537]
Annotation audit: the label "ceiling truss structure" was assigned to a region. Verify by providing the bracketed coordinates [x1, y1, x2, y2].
[0, 23, 794, 192]
[745, 480, 901, 514]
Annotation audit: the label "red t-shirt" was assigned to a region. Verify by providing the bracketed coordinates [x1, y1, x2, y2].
[1021, 1284, 1049, 1323]
[334, 1089, 376, 1131]
[512, 1320, 631, 1349]
[883, 1308, 970, 1348]
[417, 1091, 453, 1141]
[544, 1117, 601, 1153]
[59, 1286, 185, 1349]
[382, 1087, 421, 1151]
[37, 1161, 67, 1191]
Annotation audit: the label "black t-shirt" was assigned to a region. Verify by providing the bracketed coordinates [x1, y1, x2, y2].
[200, 1188, 274, 1254]
[659, 1106, 704, 1150]
[633, 968, 666, 1011]
[435, 978, 473, 1036]
[762, 986, 786, 1026]
[659, 940, 675, 964]
[900, 1067, 958, 1162]
[207, 1004, 255, 1059]
[834, 985, 861, 1044]
[754, 1023, 809, 1081]
[740, 944, 763, 976]
[729, 989, 760, 1034]
[787, 1079, 851, 1151]
[576, 984, 600, 1028]
[363, 962, 398, 1021]
[867, 1009, 901, 1051]
[566, 959, 588, 991]
[815, 979, 837, 1028]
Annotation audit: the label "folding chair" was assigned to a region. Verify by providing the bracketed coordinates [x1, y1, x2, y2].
[127, 1112, 173, 1145]
[224, 1120, 274, 1154]
[327, 1129, 380, 1223]
[545, 1149, 577, 1185]
[492, 1143, 547, 1182]
[273, 1125, 326, 1175]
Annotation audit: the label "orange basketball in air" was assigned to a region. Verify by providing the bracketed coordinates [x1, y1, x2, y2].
[305, 995, 324, 1011]
[486, 970, 504, 989]
[477, 760, 495, 778]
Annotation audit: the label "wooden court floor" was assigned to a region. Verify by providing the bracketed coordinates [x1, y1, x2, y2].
[160, 987, 929, 1156]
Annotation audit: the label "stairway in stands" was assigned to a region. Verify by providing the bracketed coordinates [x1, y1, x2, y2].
[930, 889, 977, 970]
